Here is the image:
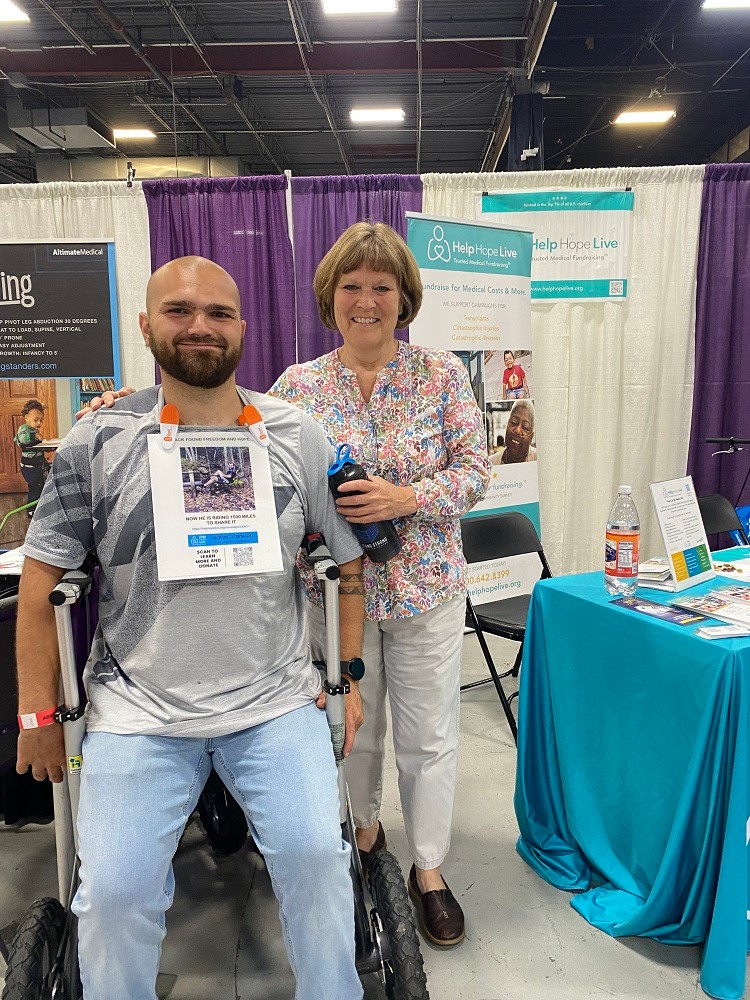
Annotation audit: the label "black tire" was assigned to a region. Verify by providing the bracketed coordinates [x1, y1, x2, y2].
[196, 770, 248, 856]
[2, 897, 67, 1000]
[368, 851, 429, 1000]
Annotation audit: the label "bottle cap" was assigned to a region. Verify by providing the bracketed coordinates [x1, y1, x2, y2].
[618, 485, 632, 494]
[328, 443, 355, 477]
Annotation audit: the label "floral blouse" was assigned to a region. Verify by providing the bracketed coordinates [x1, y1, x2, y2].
[269, 342, 490, 620]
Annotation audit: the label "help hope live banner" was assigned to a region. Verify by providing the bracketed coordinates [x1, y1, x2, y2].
[480, 189, 634, 301]
[406, 212, 541, 603]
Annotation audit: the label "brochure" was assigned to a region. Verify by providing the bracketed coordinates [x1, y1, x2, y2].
[696, 623, 750, 640]
[648, 477, 714, 592]
[637, 555, 672, 587]
[610, 595, 706, 626]
[670, 586, 750, 627]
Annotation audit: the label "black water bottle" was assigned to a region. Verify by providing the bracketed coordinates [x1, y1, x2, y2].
[327, 444, 402, 563]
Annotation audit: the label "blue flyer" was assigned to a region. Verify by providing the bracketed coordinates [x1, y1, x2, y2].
[610, 595, 706, 626]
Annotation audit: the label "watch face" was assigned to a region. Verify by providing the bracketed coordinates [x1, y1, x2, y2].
[346, 657, 365, 681]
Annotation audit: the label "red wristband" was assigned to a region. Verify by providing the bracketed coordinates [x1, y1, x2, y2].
[17, 707, 58, 730]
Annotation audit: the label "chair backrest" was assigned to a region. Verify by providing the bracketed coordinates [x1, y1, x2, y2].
[461, 511, 547, 565]
[697, 493, 749, 545]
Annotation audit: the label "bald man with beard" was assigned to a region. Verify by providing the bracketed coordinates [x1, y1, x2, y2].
[15, 257, 366, 1000]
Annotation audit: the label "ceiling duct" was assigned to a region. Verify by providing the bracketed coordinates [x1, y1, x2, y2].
[0, 106, 17, 155]
[36, 155, 241, 183]
[711, 124, 750, 163]
[6, 101, 115, 151]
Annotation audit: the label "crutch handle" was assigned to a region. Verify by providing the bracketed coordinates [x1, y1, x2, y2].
[302, 532, 340, 580]
[49, 568, 93, 607]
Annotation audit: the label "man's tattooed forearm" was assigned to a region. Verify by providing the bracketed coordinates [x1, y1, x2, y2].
[339, 572, 365, 595]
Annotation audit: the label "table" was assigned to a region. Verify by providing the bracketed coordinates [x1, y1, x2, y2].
[515, 554, 749, 1000]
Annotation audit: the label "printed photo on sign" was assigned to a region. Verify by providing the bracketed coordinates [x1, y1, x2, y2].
[484, 349, 533, 402]
[486, 399, 537, 465]
[181, 445, 255, 515]
[455, 350, 485, 411]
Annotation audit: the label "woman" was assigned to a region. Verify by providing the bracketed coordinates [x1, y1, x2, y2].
[270, 222, 490, 947]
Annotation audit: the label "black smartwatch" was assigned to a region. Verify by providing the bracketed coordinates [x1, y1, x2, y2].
[341, 657, 365, 681]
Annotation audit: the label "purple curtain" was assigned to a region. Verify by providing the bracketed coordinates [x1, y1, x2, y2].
[291, 174, 423, 362]
[687, 164, 750, 506]
[142, 176, 295, 391]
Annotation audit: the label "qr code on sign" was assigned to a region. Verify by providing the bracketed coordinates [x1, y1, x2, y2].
[609, 279, 624, 296]
[233, 547, 254, 567]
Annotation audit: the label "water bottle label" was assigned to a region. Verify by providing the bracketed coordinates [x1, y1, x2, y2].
[605, 531, 639, 577]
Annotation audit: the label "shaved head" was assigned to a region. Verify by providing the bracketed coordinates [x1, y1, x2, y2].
[139, 256, 246, 389]
[145, 256, 241, 316]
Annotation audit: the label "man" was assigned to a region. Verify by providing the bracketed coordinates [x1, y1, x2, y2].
[491, 399, 537, 465]
[15, 257, 366, 1000]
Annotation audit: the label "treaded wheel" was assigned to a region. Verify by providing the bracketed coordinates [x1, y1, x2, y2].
[196, 770, 248, 856]
[1, 897, 67, 1000]
[368, 850, 430, 1000]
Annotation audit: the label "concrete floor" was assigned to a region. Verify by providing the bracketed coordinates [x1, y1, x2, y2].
[0, 633, 734, 999]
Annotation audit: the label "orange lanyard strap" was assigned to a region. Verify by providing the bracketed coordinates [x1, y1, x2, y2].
[158, 402, 269, 448]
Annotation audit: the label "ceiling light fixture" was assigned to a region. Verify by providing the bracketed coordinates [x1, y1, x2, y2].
[322, 0, 397, 14]
[350, 107, 405, 123]
[614, 110, 676, 125]
[113, 129, 157, 139]
[0, 1, 29, 22]
[702, 1, 750, 9]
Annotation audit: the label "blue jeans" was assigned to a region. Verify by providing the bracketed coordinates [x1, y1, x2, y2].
[72, 703, 362, 1000]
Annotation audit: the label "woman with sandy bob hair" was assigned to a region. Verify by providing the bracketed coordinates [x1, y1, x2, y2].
[270, 221, 490, 947]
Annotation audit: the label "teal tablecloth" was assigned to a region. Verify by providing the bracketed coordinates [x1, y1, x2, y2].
[515, 558, 750, 1000]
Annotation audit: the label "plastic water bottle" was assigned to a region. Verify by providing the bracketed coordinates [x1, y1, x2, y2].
[605, 485, 640, 596]
[327, 444, 402, 563]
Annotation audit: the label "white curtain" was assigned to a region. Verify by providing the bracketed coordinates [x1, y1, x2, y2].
[0, 181, 154, 390]
[423, 165, 705, 574]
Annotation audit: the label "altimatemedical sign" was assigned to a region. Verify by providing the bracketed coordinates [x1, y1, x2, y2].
[0, 240, 120, 380]
[480, 189, 635, 301]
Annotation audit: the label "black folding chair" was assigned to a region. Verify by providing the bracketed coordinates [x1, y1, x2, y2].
[460, 511, 552, 744]
[697, 493, 749, 548]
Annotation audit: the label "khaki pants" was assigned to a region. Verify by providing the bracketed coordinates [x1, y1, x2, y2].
[308, 594, 465, 870]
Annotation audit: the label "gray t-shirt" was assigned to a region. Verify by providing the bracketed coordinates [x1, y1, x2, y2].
[23, 386, 362, 738]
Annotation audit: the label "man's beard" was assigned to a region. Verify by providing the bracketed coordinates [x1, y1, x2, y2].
[149, 333, 242, 389]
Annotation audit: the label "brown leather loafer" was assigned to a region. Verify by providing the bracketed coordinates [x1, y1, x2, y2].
[357, 821, 386, 872]
[408, 865, 465, 946]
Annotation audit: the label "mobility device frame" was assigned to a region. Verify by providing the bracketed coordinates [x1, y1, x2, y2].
[2, 536, 429, 1000]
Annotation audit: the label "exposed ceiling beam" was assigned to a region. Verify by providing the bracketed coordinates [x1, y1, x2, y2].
[416, 0, 423, 173]
[86, 0, 226, 155]
[159, 0, 285, 171]
[287, 0, 353, 174]
[0, 40, 522, 78]
[480, 85, 512, 171]
[526, 0, 557, 77]
[34, 0, 96, 56]
[480, 0, 557, 171]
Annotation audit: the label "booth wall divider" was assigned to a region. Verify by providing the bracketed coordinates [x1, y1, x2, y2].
[143, 176, 295, 393]
[0, 180, 153, 391]
[290, 173, 423, 363]
[687, 163, 750, 506]
[423, 165, 705, 575]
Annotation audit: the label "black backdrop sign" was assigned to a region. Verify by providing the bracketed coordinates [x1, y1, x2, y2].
[0, 240, 120, 380]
